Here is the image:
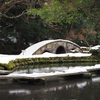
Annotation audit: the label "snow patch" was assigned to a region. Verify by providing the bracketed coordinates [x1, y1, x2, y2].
[90, 45, 100, 50]
[0, 52, 92, 64]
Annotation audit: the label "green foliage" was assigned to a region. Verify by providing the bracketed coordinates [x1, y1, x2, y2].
[96, 32, 100, 44]
[27, 0, 80, 24]
[27, 0, 100, 25]
[26, 0, 100, 47]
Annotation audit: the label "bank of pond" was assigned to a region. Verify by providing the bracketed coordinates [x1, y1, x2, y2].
[0, 55, 100, 70]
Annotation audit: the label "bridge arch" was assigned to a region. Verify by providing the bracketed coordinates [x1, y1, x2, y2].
[42, 49, 51, 54]
[20, 39, 82, 56]
[56, 46, 66, 54]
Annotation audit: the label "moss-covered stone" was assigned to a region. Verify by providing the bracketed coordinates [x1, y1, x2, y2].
[0, 63, 8, 70]
[7, 61, 15, 69]
[0, 61, 15, 70]
[0, 55, 100, 70]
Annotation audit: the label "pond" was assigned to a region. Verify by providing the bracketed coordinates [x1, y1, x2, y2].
[0, 63, 100, 100]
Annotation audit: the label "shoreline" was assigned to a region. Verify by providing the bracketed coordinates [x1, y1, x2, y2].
[0, 54, 99, 70]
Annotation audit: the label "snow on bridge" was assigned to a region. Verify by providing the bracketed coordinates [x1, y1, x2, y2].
[20, 39, 81, 56]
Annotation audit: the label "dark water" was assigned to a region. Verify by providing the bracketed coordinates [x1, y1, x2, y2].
[0, 63, 100, 100]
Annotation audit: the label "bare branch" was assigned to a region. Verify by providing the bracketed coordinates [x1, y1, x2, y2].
[3, 10, 26, 18]
[0, 0, 32, 18]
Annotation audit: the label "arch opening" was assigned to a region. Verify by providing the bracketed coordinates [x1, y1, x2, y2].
[56, 46, 66, 54]
[42, 50, 50, 54]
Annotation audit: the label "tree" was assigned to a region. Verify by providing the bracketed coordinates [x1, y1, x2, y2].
[0, 0, 100, 54]
[27, 0, 100, 45]
[0, 0, 49, 54]
[27, 0, 100, 24]
[0, 0, 65, 54]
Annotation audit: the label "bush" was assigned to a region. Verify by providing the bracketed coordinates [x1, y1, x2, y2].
[90, 48, 100, 57]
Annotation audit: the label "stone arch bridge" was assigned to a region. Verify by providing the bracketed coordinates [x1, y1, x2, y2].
[20, 39, 82, 55]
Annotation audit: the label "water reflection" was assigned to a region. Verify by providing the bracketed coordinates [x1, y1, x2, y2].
[11, 62, 97, 74]
[9, 89, 31, 95]
[76, 81, 87, 89]
[1, 76, 100, 100]
[1, 63, 100, 100]
[42, 80, 88, 93]
[92, 77, 100, 82]
[13, 62, 96, 72]
[8, 63, 99, 79]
